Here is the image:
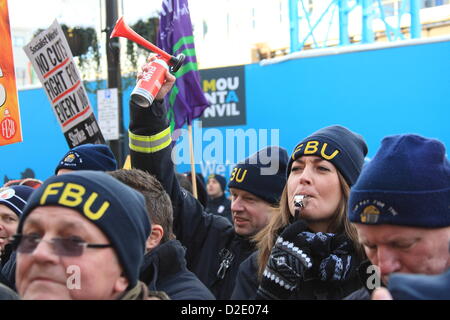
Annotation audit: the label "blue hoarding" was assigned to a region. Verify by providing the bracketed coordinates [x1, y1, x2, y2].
[1, 39, 449, 184]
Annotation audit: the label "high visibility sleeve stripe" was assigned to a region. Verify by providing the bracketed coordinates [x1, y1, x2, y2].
[129, 128, 172, 153]
[130, 127, 171, 142]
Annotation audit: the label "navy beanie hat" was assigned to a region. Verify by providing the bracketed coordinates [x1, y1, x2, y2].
[55, 144, 117, 174]
[208, 174, 227, 193]
[349, 134, 450, 228]
[287, 125, 368, 186]
[18, 171, 151, 288]
[0, 185, 35, 217]
[228, 146, 288, 205]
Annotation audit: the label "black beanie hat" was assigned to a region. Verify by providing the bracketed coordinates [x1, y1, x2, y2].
[208, 174, 227, 193]
[18, 171, 151, 288]
[55, 144, 117, 174]
[287, 125, 368, 186]
[349, 134, 450, 227]
[228, 146, 288, 205]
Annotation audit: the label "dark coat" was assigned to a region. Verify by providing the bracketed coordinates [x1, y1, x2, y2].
[129, 100, 256, 300]
[344, 260, 378, 300]
[231, 251, 259, 299]
[0, 250, 16, 291]
[140, 239, 215, 300]
[0, 283, 19, 300]
[206, 194, 232, 224]
[344, 286, 371, 300]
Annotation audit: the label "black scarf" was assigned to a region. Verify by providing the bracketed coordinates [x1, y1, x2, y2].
[280, 220, 358, 284]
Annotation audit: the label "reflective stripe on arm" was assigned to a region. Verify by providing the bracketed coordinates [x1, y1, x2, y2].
[129, 127, 172, 153]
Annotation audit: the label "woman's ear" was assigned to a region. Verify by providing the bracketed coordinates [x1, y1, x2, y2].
[146, 224, 164, 251]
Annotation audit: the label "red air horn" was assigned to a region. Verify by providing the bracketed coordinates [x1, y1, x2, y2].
[110, 16, 185, 72]
[110, 17, 185, 107]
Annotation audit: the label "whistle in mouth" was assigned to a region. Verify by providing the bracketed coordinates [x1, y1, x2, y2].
[293, 195, 306, 220]
[294, 195, 306, 209]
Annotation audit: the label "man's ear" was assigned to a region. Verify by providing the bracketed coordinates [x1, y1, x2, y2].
[146, 224, 164, 251]
[113, 275, 129, 294]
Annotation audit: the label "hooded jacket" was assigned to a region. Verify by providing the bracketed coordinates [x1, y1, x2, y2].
[140, 239, 215, 300]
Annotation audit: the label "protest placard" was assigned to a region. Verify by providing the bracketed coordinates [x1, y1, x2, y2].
[24, 19, 105, 148]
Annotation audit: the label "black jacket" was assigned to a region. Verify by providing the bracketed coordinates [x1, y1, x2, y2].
[344, 286, 371, 300]
[231, 251, 259, 299]
[205, 194, 232, 224]
[344, 260, 381, 300]
[129, 100, 256, 300]
[140, 240, 215, 300]
[0, 283, 19, 300]
[0, 250, 16, 291]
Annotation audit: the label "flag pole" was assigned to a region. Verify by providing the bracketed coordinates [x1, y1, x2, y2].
[188, 123, 198, 199]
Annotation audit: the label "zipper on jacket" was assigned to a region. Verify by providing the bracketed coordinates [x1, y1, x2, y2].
[217, 248, 234, 280]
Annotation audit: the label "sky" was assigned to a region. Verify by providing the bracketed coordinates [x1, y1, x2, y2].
[8, 0, 163, 30]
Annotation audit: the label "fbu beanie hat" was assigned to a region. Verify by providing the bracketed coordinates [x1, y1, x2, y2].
[18, 171, 150, 288]
[228, 146, 288, 205]
[349, 134, 450, 228]
[287, 125, 368, 186]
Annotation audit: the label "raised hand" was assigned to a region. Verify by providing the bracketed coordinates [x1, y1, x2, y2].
[136, 55, 176, 101]
[256, 220, 313, 300]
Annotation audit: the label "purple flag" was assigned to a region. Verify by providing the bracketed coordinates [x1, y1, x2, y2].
[158, 0, 209, 132]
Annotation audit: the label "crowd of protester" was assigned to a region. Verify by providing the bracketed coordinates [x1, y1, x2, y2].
[0, 58, 448, 300]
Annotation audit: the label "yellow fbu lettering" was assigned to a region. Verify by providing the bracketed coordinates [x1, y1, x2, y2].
[234, 169, 248, 183]
[320, 143, 339, 160]
[229, 168, 248, 183]
[40, 182, 64, 205]
[304, 141, 319, 154]
[59, 183, 86, 207]
[84, 192, 109, 220]
[39, 182, 109, 221]
[230, 168, 238, 182]
[292, 144, 303, 159]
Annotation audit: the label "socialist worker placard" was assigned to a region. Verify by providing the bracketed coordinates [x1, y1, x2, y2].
[23, 19, 105, 148]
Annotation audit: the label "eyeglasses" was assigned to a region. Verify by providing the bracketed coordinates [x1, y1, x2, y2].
[11, 234, 112, 257]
